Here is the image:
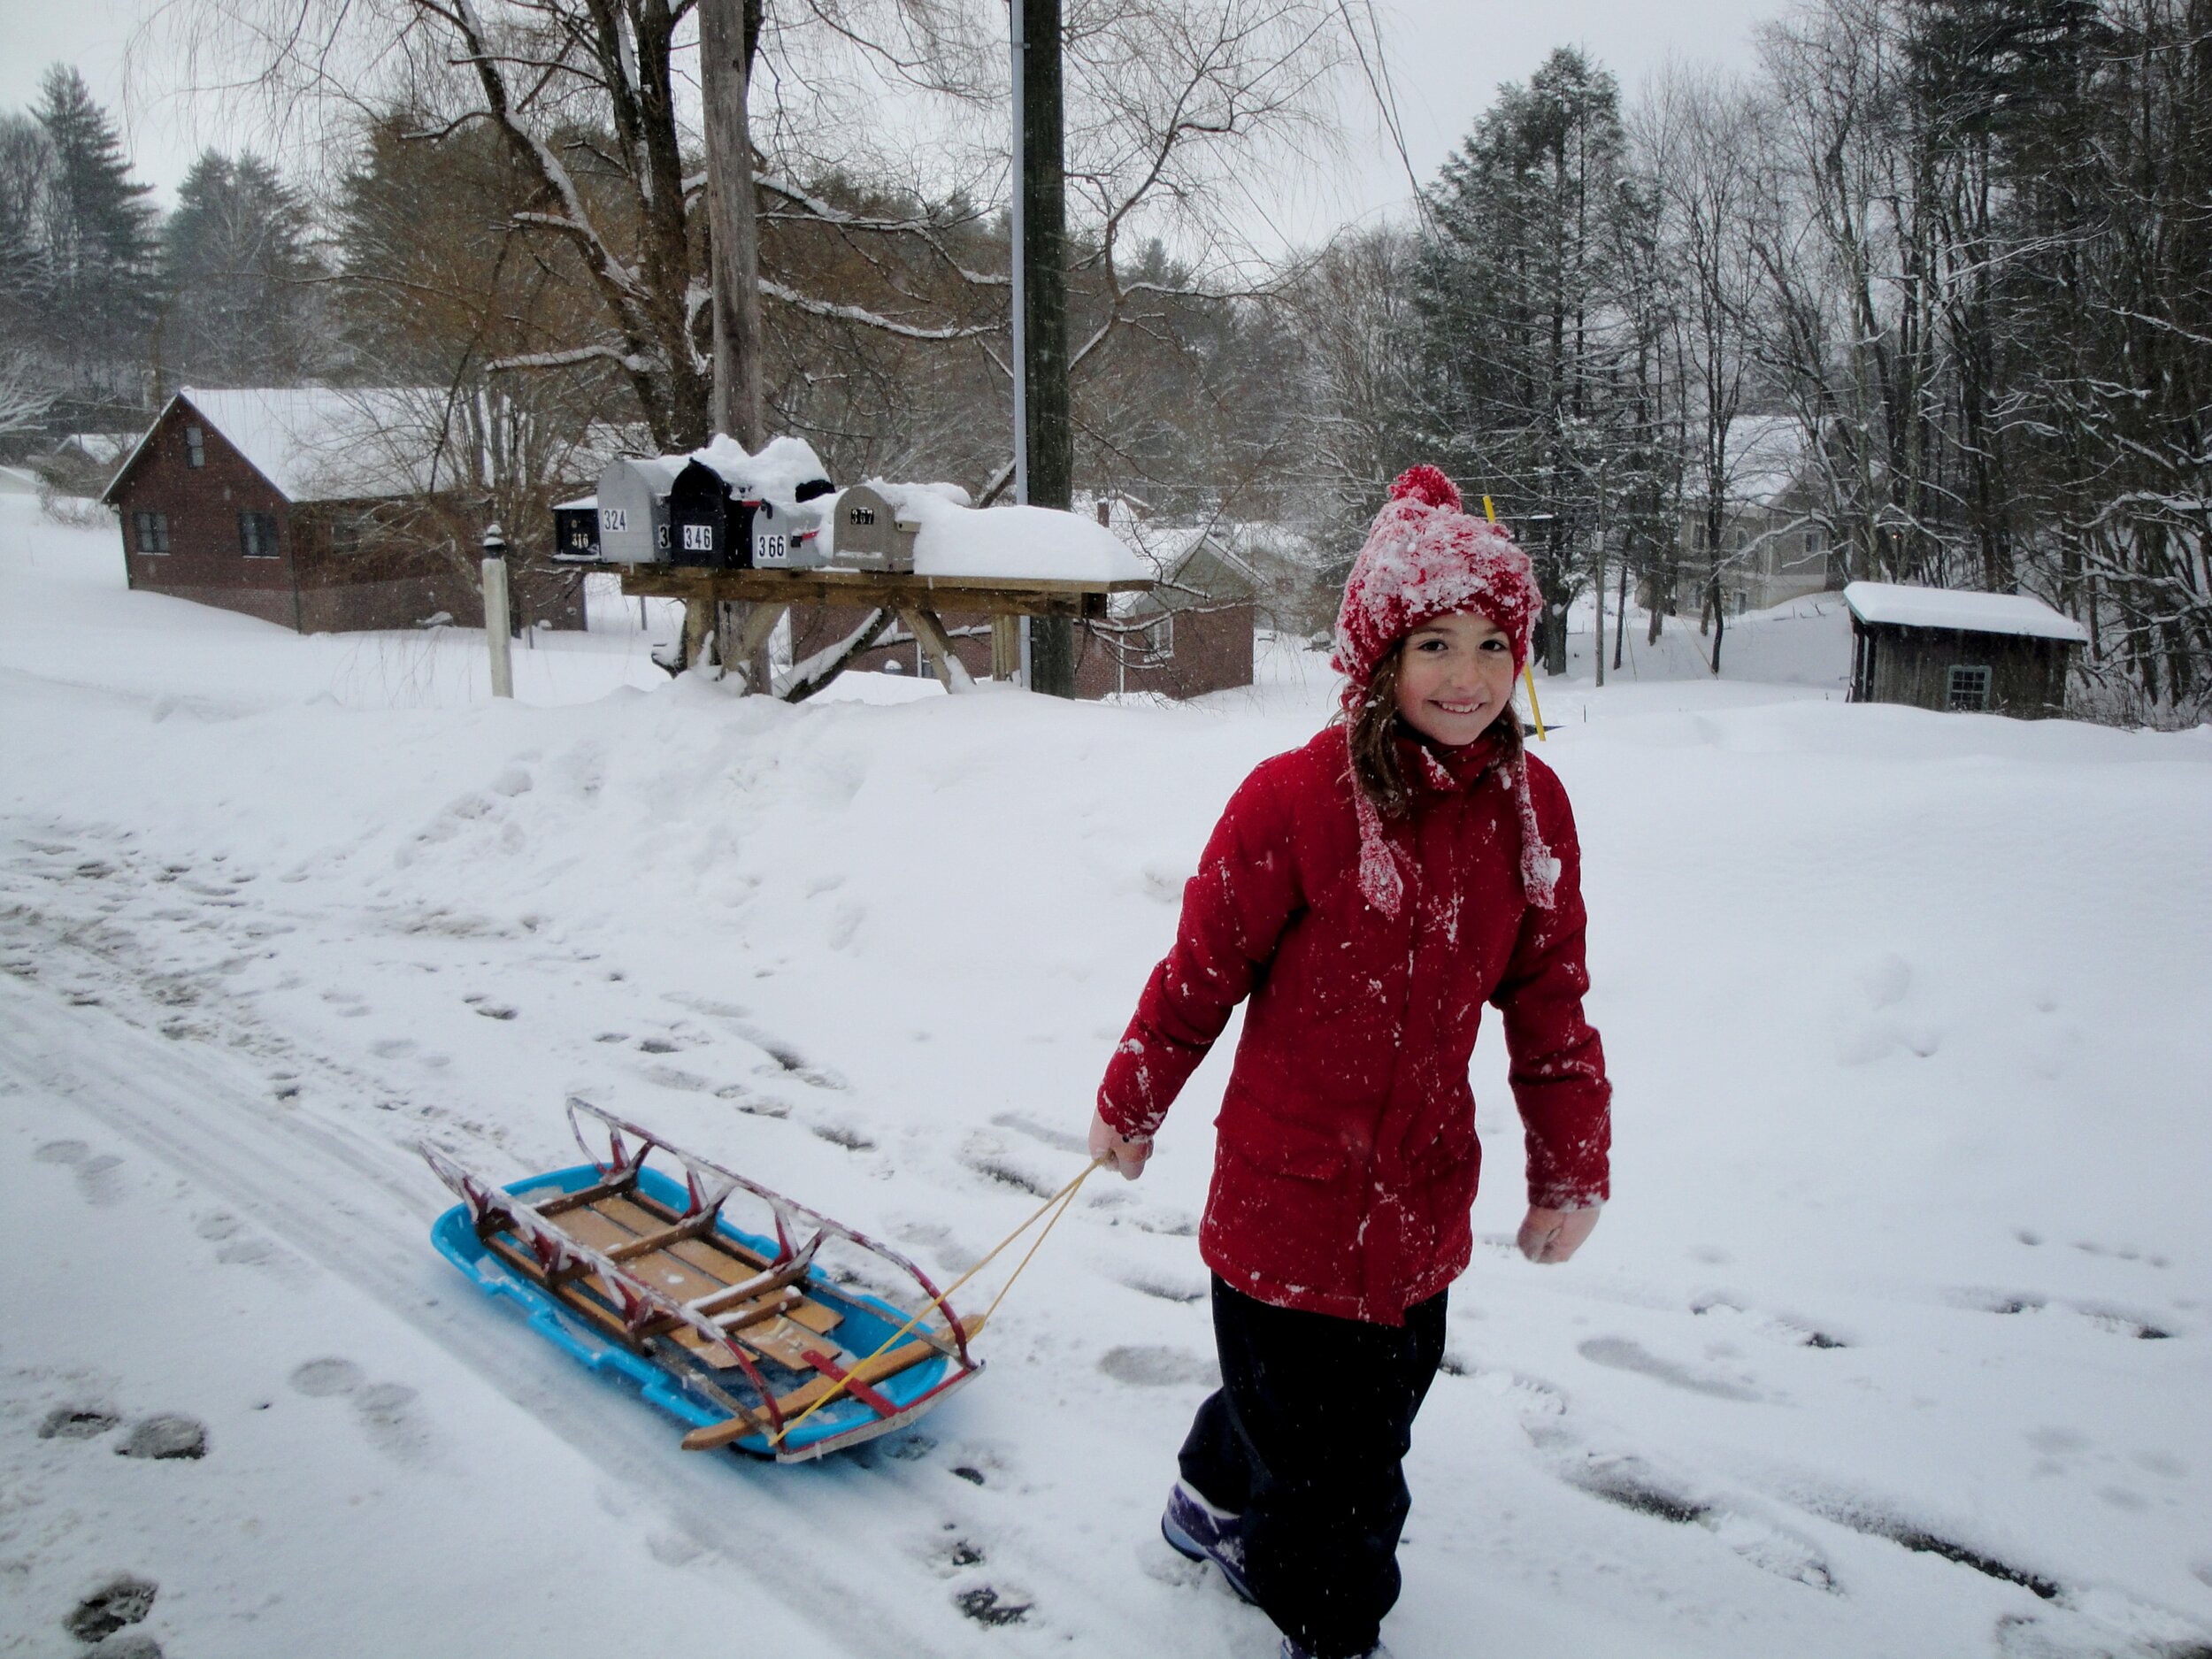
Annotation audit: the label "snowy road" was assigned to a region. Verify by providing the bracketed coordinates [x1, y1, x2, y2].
[5, 501, 2211, 1658]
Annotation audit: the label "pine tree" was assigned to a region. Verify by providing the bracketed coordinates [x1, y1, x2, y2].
[1419, 47, 1637, 673]
[159, 150, 327, 390]
[34, 65, 158, 408]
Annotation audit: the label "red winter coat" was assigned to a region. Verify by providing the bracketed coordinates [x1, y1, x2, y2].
[1097, 726, 1609, 1324]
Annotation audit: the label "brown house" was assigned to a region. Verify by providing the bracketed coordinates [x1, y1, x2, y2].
[1843, 580, 2085, 718]
[102, 388, 580, 634]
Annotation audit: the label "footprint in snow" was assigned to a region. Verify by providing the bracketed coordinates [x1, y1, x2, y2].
[1097, 1346, 1219, 1388]
[1691, 1294, 1849, 1349]
[64, 1575, 158, 1643]
[288, 1358, 365, 1398]
[1539, 1432, 1836, 1592]
[353, 1381, 435, 1465]
[75, 1153, 127, 1208]
[116, 1415, 208, 1460]
[954, 1586, 1031, 1626]
[1955, 1290, 2172, 1340]
[34, 1138, 89, 1164]
[1576, 1336, 1766, 1402]
[39, 1405, 121, 1440]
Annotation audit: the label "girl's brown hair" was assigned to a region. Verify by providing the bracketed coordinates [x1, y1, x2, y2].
[1341, 640, 1523, 820]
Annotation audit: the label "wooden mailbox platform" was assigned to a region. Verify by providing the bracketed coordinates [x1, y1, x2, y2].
[612, 564, 1154, 696]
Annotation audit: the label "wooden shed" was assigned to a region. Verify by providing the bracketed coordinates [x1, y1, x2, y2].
[101, 387, 582, 634]
[1843, 581, 2085, 718]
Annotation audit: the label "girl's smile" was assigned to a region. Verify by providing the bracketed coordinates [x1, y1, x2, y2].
[1393, 611, 1517, 747]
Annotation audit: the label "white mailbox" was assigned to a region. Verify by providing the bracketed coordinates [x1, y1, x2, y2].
[595, 457, 683, 564]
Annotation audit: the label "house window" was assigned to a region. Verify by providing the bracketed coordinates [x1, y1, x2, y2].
[238, 511, 280, 558]
[132, 511, 170, 554]
[1947, 665, 1992, 711]
[1142, 615, 1175, 662]
[184, 426, 205, 467]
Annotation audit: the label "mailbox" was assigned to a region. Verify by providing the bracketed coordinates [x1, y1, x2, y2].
[666, 458, 754, 569]
[550, 495, 601, 562]
[595, 457, 681, 564]
[749, 494, 832, 570]
[828, 483, 920, 572]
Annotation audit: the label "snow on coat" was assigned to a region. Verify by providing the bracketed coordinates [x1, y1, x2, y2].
[1097, 726, 1610, 1324]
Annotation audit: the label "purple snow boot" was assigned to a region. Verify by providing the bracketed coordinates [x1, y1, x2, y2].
[1158, 1479, 1255, 1603]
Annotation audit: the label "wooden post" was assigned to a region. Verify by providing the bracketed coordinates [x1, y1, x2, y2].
[733, 602, 787, 694]
[991, 615, 1020, 681]
[898, 607, 977, 693]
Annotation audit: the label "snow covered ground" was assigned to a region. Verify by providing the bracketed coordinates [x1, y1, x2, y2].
[4, 495, 2209, 1659]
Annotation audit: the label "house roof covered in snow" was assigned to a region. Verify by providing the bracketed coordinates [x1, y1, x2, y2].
[104, 387, 453, 504]
[1844, 581, 2087, 642]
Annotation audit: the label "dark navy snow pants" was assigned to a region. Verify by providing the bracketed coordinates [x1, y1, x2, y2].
[1179, 1277, 1449, 1659]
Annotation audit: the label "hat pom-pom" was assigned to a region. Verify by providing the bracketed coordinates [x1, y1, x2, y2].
[1387, 464, 1462, 513]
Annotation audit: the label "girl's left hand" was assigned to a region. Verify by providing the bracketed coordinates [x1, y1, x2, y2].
[1517, 1204, 1600, 1263]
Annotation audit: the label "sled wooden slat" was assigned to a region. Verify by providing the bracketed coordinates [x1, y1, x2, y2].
[609, 1210, 724, 1262]
[537, 1174, 637, 1216]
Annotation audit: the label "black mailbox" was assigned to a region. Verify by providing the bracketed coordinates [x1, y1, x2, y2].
[550, 495, 601, 562]
[666, 460, 756, 569]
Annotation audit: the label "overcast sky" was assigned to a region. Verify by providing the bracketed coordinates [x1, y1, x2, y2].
[5, 0, 1786, 233]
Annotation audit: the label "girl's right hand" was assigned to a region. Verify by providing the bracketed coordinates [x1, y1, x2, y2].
[1088, 1110, 1153, 1180]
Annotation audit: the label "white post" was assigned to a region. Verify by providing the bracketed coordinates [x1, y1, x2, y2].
[481, 522, 513, 700]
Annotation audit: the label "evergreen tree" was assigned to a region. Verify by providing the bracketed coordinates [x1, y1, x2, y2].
[32, 66, 158, 408]
[1419, 48, 1637, 672]
[159, 150, 328, 390]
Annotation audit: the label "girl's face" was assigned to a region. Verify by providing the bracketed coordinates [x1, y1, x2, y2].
[1394, 611, 1517, 748]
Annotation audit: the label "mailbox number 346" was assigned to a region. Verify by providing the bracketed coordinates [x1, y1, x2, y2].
[681, 524, 714, 552]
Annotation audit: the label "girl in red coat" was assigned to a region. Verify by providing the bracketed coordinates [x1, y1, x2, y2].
[1087, 465, 1611, 1659]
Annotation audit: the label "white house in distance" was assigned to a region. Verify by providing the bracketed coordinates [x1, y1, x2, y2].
[1669, 414, 1836, 616]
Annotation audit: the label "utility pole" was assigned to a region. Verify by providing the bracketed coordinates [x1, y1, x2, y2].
[1013, 0, 1075, 696]
[700, 0, 765, 450]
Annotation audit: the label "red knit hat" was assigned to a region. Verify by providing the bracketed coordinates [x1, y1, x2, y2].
[1332, 465, 1540, 690]
[1332, 465, 1558, 915]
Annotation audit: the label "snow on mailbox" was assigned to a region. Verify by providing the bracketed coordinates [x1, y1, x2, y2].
[595, 457, 681, 564]
[828, 483, 918, 572]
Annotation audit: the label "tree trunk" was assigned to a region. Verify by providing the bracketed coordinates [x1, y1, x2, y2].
[700, 0, 764, 450]
[1019, 0, 1076, 697]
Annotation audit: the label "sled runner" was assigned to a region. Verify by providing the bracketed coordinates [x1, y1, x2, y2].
[422, 1100, 982, 1462]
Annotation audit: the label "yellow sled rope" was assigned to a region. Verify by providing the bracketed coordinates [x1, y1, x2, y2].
[765, 1155, 1107, 1448]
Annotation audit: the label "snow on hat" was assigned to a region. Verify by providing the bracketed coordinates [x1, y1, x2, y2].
[1333, 465, 1557, 915]
[1331, 465, 1541, 689]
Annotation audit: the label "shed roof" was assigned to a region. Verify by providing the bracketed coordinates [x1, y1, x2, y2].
[1844, 580, 2087, 642]
[105, 387, 449, 504]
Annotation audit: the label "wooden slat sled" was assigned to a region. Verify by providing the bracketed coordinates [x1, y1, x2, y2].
[422, 1101, 981, 1461]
